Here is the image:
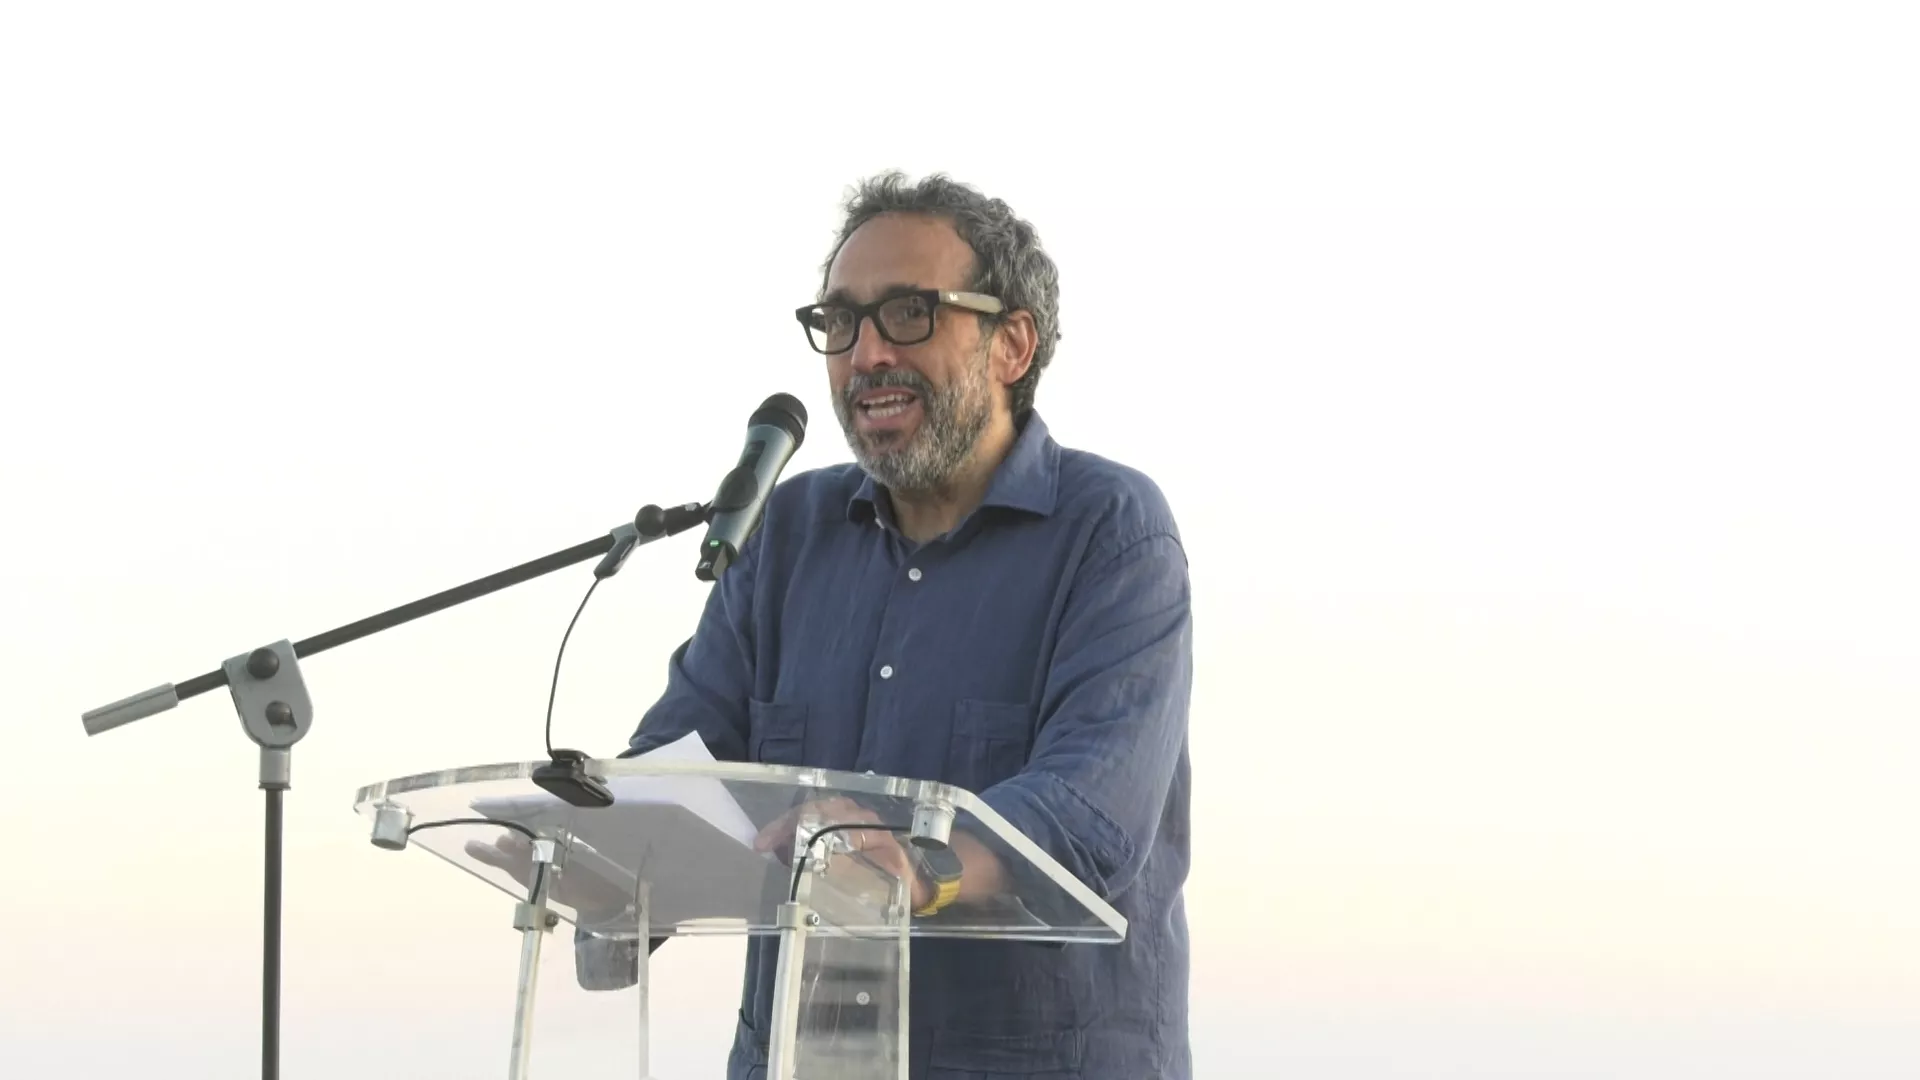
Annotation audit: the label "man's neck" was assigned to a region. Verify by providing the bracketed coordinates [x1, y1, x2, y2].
[889, 412, 1018, 543]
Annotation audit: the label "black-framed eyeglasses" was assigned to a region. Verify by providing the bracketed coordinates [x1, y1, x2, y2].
[794, 288, 1004, 355]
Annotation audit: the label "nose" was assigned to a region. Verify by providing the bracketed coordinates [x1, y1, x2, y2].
[847, 314, 901, 375]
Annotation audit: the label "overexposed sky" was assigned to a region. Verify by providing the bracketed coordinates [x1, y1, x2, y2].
[3, 4, 1917, 1078]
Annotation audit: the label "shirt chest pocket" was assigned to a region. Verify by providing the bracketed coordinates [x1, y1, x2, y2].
[944, 699, 1034, 794]
[747, 698, 808, 765]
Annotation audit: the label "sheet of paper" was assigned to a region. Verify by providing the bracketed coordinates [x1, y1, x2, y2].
[467, 732, 761, 849]
[603, 731, 760, 847]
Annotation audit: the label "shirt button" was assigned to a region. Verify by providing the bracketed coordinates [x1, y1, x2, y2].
[907, 568, 922, 582]
[879, 664, 894, 679]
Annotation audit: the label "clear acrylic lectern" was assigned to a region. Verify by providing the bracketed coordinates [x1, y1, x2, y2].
[352, 750, 1126, 1079]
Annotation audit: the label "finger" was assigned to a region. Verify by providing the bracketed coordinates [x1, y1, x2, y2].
[756, 798, 846, 850]
[828, 798, 875, 822]
[479, 830, 530, 854]
[465, 838, 518, 873]
[466, 833, 535, 878]
[849, 819, 898, 849]
[754, 809, 798, 852]
[756, 797, 884, 854]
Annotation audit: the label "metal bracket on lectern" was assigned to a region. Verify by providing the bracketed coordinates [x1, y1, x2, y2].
[909, 799, 955, 850]
[794, 811, 835, 875]
[369, 804, 412, 851]
[512, 839, 562, 933]
[221, 640, 314, 789]
[768, 899, 819, 1080]
[508, 837, 560, 1080]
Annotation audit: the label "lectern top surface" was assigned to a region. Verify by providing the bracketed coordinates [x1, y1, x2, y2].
[353, 753, 1126, 944]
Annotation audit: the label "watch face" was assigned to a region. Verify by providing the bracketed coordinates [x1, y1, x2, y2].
[919, 845, 963, 881]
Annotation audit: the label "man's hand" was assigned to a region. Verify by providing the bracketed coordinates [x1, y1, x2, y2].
[465, 832, 637, 928]
[752, 797, 930, 911]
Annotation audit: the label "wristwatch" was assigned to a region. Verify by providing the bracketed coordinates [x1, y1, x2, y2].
[911, 844, 963, 916]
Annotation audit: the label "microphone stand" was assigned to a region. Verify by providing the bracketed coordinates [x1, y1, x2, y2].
[77, 499, 710, 1080]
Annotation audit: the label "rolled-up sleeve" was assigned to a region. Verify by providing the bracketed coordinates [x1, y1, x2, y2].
[977, 529, 1193, 902]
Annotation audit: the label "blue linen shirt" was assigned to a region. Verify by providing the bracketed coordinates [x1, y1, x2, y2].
[584, 411, 1193, 1080]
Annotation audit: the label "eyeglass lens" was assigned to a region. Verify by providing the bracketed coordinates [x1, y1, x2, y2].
[806, 293, 935, 353]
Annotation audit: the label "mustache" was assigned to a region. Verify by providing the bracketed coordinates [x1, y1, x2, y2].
[842, 369, 932, 405]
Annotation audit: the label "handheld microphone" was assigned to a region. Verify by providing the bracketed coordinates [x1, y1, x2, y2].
[695, 393, 808, 581]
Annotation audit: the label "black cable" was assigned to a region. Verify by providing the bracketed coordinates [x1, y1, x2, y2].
[544, 576, 604, 757]
[787, 822, 913, 903]
[406, 816, 540, 843]
[406, 817, 548, 905]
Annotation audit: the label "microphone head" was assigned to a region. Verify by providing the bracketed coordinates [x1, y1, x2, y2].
[750, 392, 808, 445]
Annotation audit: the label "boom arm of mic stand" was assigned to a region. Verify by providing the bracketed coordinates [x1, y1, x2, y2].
[75, 497, 708, 1080]
[82, 501, 710, 734]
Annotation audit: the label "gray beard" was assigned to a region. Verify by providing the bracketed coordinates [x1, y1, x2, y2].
[835, 352, 993, 498]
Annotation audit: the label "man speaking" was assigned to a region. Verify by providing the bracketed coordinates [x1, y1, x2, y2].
[594, 171, 1193, 1079]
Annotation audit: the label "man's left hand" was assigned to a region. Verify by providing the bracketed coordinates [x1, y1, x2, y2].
[752, 796, 930, 911]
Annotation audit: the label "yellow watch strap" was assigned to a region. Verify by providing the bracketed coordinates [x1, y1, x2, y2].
[914, 875, 961, 917]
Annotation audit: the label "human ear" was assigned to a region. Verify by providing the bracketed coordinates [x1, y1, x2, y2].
[992, 310, 1038, 388]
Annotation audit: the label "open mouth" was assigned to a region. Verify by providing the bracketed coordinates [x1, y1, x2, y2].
[855, 390, 920, 426]
[860, 392, 916, 419]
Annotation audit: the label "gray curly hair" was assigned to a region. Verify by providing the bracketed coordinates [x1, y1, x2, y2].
[818, 171, 1061, 418]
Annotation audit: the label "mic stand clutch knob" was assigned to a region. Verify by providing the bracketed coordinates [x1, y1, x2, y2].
[636, 501, 708, 538]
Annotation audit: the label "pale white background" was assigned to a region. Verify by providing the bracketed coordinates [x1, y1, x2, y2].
[3, 3, 1917, 1078]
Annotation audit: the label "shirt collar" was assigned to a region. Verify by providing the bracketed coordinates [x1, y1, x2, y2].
[847, 410, 1060, 526]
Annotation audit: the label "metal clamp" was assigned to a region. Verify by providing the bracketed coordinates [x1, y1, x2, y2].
[221, 640, 313, 790]
[909, 799, 955, 850]
[369, 804, 412, 851]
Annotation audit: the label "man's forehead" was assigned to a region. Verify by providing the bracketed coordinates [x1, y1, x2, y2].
[825, 213, 972, 296]
[821, 281, 933, 305]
